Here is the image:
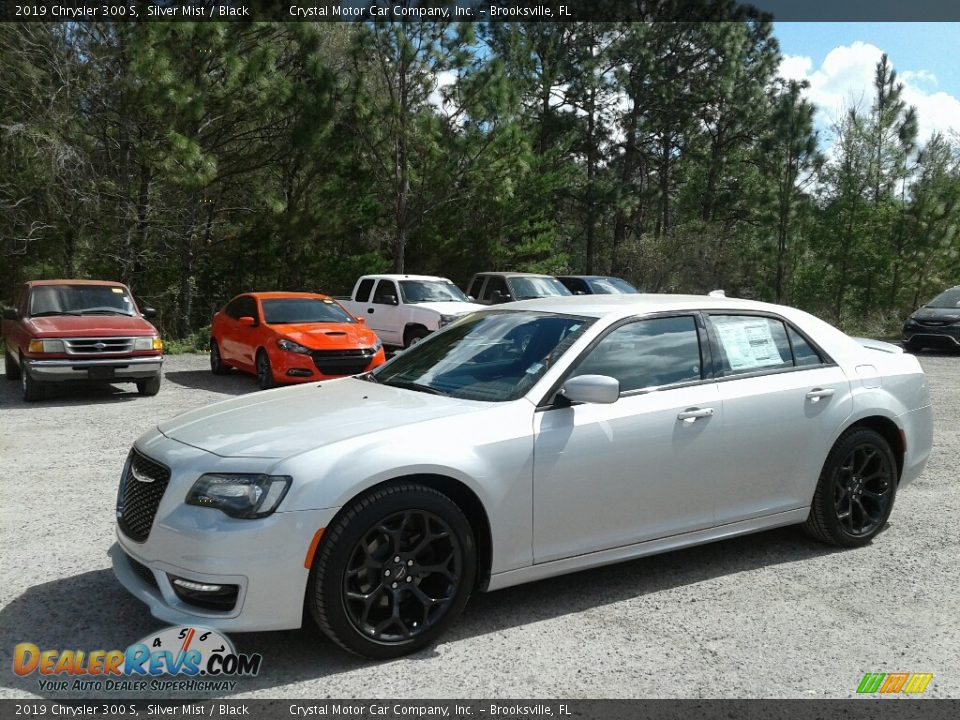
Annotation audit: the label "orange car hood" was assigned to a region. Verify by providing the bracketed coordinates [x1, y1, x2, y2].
[270, 322, 378, 349]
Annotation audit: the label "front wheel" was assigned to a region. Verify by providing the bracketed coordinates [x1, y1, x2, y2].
[404, 326, 429, 348]
[308, 484, 476, 659]
[136, 375, 162, 396]
[803, 427, 897, 547]
[4, 350, 20, 380]
[21, 362, 44, 402]
[903, 340, 922, 353]
[255, 349, 275, 390]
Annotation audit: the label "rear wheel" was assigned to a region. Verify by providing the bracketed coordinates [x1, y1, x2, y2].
[255, 349, 274, 390]
[4, 350, 20, 380]
[308, 484, 476, 659]
[20, 361, 44, 402]
[210, 339, 229, 375]
[136, 375, 162, 396]
[404, 326, 429, 348]
[803, 427, 897, 547]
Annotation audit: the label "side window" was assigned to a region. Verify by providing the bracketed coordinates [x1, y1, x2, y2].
[242, 297, 260, 321]
[482, 276, 509, 302]
[355, 278, 375, 303]
[372, 280, 398, 304]
[787, 325, 824, 366]
[708, 315, 792, 376]
[572, 316, 702, 393]
[224, 298, 243, 319]
[567, 278, 588, 294]
[468, 276, 485, 299]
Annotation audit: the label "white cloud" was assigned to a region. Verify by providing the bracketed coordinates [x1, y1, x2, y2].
[778, 41, 960, 144]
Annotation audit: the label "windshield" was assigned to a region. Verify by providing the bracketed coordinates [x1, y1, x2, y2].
[927, 288, 960, 309]
[509, 277, 572, 300]
[261, 298, 354, 324]
[588, 277, 638, 294]
[371, 311, 593, 401]
[399, 280, 470, 304]
[28, 284, 136, 317]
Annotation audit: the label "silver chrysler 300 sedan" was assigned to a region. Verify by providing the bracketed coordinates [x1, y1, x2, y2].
[112, 295, 933, 658]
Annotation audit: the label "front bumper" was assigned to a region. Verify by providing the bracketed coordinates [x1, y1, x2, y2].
[902, 324, 960, 347]
[26, 356, 163, 382]
[113, 503, 338, 632]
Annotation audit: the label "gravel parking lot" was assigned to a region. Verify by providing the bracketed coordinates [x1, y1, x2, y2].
[1, 352, 957, 699]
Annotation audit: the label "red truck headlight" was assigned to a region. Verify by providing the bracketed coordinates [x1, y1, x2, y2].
[28, 339, 65, 353]
[133, 336, 163, 351]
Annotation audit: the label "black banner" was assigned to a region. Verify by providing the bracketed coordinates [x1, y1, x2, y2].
[2, 700, 959, 720]
[2, 0, 960, 23]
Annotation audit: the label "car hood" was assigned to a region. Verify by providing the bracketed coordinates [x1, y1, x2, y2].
[911, 307, 960, 322]
[26, 315, 157, 337]
[409, 301, 486, 315]
[157, 378, 487, 458]
[270, 323, 378, 349]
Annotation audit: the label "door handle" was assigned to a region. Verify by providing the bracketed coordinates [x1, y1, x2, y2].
[806, 388, 835, 403]
[677, 407, 715, 423]
[368, 308, 374, 313]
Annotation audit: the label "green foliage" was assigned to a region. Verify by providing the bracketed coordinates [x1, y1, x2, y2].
[2, 20, 958, 341]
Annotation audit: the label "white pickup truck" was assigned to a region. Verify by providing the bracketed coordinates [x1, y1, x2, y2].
[338, 274, 485, 348]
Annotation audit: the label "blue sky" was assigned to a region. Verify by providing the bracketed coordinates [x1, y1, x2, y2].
[773, 23, 960, 143]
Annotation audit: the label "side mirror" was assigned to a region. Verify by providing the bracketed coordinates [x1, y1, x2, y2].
[468, 295, 476, 302]
[238, 315, 257, 327]
[355, 316, 366, 324]
[141, 307, 157, 319]
[560, 375, 620, 404]
[2, 307, 19, 321]
[493, 290, 512, 303]
[382, 294, 398, 306]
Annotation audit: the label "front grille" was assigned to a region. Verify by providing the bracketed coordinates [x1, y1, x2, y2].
[311, 348, 375, 376]
[65, 337, 136, 355]
[117, 450, 170, 543]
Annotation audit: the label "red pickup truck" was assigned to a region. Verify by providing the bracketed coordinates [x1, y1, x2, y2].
[2, 280, 164, 401]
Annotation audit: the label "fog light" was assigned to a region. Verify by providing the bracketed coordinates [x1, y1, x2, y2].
[171, 578, 224, 592]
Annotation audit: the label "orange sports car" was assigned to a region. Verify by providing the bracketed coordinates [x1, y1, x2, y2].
[210, 292, 386, 389]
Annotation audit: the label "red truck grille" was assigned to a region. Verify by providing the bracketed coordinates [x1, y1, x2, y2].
[64, 337, 136, 355]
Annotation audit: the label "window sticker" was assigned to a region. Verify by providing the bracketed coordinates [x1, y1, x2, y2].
[111, 287, 124, 293]
[713, 318, 785, 370]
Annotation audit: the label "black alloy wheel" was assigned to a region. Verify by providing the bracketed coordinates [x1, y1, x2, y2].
[210, 339, 228, 375]
[309, 484, 476, 659]
[255, 349, 274, 390]
[804, 427, 897, 547]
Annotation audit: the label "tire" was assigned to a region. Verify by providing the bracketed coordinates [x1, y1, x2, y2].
[210, 339, 229, 375]
[803, 427, 898, 547]
[903, 340, 922, 353]
[136, 375, 162, 396]
[308, 483, 476, 659]
[404, 326, 429, 348]
[4, 350, 20, 380]
[255, 349, 275, 390]
[20, 360, 44, 402]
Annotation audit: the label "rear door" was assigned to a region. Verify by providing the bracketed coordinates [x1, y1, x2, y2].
[704, 313, 853, 523]
[368, 280, 402, 345]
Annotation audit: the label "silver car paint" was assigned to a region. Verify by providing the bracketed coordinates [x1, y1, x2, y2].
[112, 295, 934, 631]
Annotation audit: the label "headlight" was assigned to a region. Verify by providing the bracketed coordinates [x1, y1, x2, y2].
[133, 336, 163, 351]
[277, 338, 311, 354]
[439, 314, 458, 327]
[371, 338, 383, 352]
[186, 473, 291, 519]
[28, 339, 65, 353]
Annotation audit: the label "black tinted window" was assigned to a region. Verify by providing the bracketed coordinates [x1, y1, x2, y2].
[787, 326, 823, 366]
[708, 315, 792, 376]
[468, 277, 485, 298]
[482, 276, 509, 302]
[355, 278, 375, 302]
[573, 316, 702, 393]
[237, 296, 258, 320]
[372, 280, 398, 304]
[224, 298, 243, 319]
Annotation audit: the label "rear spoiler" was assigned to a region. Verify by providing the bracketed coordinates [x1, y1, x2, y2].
[852, 337, 903, 354]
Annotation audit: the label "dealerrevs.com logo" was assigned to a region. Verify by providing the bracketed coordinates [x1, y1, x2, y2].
[13, 626, 262, 693]
[856, 672, 934, 694]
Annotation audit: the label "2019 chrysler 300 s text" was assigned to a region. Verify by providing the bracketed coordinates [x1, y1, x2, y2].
[111, 295, 933, 658]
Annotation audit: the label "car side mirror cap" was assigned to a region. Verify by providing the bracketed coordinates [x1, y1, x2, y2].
[355, 316, 366, 324]
[2, 307, 19, 321]
[238, 315, 257, 327]
[561, 374, 620, 404]
[141, 306, 157, 319]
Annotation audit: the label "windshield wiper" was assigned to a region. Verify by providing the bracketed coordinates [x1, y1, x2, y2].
[80, 310, 132, 316]
[384, 380, 449, 396]
[30, 311, 82, 317]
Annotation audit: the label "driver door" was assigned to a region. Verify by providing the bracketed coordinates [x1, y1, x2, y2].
[533, 315, 723, 563]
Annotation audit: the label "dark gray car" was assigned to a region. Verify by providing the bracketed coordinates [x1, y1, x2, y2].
[902, 286, 960, 351]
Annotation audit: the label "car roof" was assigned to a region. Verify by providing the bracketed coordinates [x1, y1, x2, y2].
[557, 275, 622, 280]
[475, 272, 557, 278]
[362, 274, 453, 282]
[244, 291, 332, 300]
[28, 279, 128, 288]
[501, 293, 777, 319]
